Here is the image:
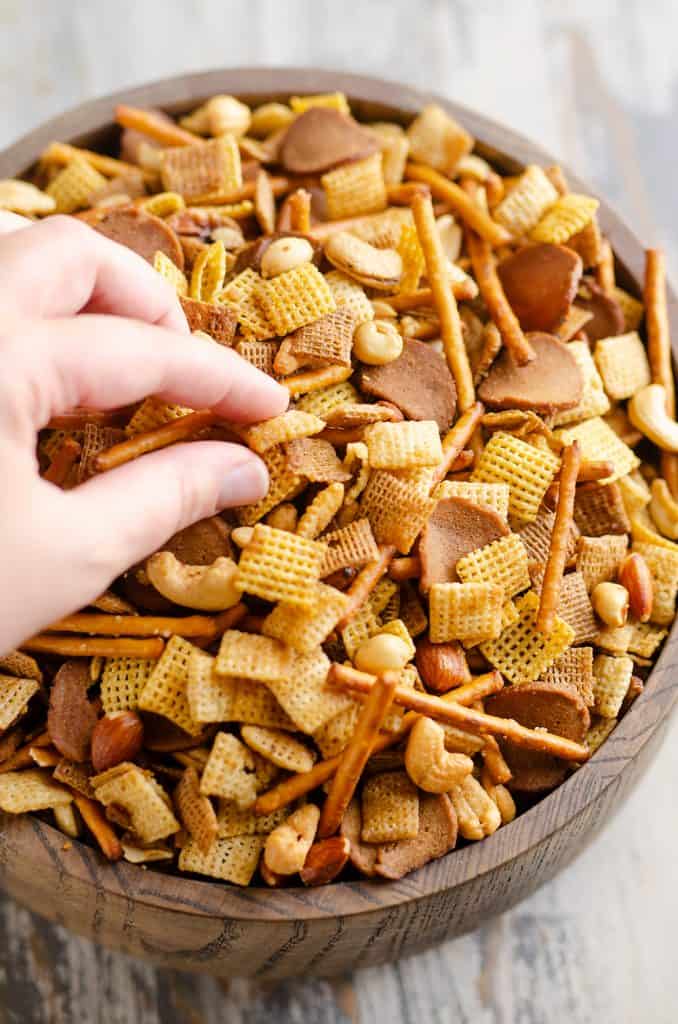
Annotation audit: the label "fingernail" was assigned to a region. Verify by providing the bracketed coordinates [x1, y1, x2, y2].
[218, 456, 269, 507]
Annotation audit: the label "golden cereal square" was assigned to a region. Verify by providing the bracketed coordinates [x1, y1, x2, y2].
[397, 221, 425, 293]
[234, 525, 327, 608]
[360, 470, 437, 554]
[241, 725, 315, 773]
[324, 271, 375, 324]
[399, 581, 429, 638]
[297, 482, 346, 539]
[480, 591, 575, 684]
[125, 397, 193, 437]
[471, 432, 561, 526]
[552, 341, 611, 426]
[266, 648, 350, 734]
[313, 701, 361, 758]
[219, 267, 275, 342]
[435, 480, 510, 519]
[217, 802, 286, 838]
[179, 835, 264, 885]
[320, 518, 380, 575]
[190, 240, 227, 302]
[186, 650, 237, 723]
[230, 679, 295, 729]
[161, 136, 242, 201]
[406, 104, 473, 175]
[0, 675, 39, 731]
[46, 158, 107, 213]
[0, 770, 72, 814]
[295, 378, 360, 417]
[290, 92, 350, 114]
[236, 446, 304, 526]
[215, 629, 291, 683]
[92, 764, 179, 843]
[594, 332, 651, 401]
[200, 732, 258, 808]
[153, 251, 188, 296]
[429, 582, 504, 643]
[493, 165, 559, 236]
[100, 657, 155, 713]
[613, 287, 645, 332]
[633, 541, 678, 625]
[365, 420, 443, 470]
[369, 578, 399, 617]
[361, 772, 419, 843]
[585, 716, 617, 755]
[340, 600, 382, 659]
[592, 655, 634, 718]
[321, 152, 387, 220]
[138, 636, 202, 735]
[174, 767, 218, 854]
[257, 264, 336, 335]
[456, 533, 531, 600]
[244, 410, 325, 454]
[531, 194, 599, 245]
[556, 417, 639, 483]
[262, 583, 348, 653]
[628, 622, 667, 658]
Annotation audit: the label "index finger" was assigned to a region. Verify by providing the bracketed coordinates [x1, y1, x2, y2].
[0, 214, 188, 331]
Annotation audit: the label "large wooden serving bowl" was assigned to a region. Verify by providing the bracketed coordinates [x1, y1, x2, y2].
[0, 69, 676, 980]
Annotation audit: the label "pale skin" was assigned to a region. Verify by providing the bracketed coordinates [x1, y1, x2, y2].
[0, 212, 289, 653]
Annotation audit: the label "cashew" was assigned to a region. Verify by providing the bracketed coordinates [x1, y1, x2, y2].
[264, 804, 320, 875]
[354, 633, 411, 675]
[448, 774, 502, 840]
[405, 717, 474, 794]
[591, 582, 629, 628]
[628, 384, 678, 452]
[230, 526, 254, 548]
[146, 551, 240, 611]
[650, 478, 678, 540]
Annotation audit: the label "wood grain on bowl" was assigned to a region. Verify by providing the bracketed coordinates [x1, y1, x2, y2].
[0, 68, 676, 980]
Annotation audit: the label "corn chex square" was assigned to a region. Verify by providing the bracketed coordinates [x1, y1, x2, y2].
[236, 446, 303, 525]
[556, 417, 639, 483]
[480, 590, 574, 684]
[0, 675, 39, 731]
[592, 655, 634, 718]
[161, 136, 242, 201]
[230, 679, 295, 729]
[593, 332, 651, 401]
[361, 771, 419, 843]
[429, 581, 504, 642]
[241, 725, 315, 773]
[243, 410, 325, 454]
[360, 470, 437, 554]
[0, 770, 72, 814]
[101, 657, 155, 713]
[628, 622, 667, 658]
[313, 700, 361, 758]
[365, 420, 443, 470]
[265, 648, 351, 734]
[340, 601, 381, 658]
[257, 263, 336, 335]
[369, 578, 399, 617]
[552, 341, 611, 426]
[174, 766, 218, 854]
[324, 270, 374, 324]
[397, 221, 425, 293]
[138, 636, 202, 735]
[493, 165, 559, 236]
[322, 152, 387, 220]
[456, 533, 530, 601]
[262, 583, 348, 653]
[219, 268, 275, 342]
[179, 835, 264, 885]
[217, 801, 286, 838]
[91, 763, 179, 843]
[613, 287, 645, 332]
[297, 482, 346, 539]
[295, 378, 359, 417]
[215, 629, 291, 683]
[633, 541, 678, 625]
[234, 525, 327, 608]
[471, 432, 561, 526]
[378, 619, 416, 660]
[200, 732, 258, 808]
[125, 397, 193, 437]
[406, 104, 473, 176]
[435, 480, 510, 519]
[46, 158, 107, 213]
[531, 194, 599, 245]
[585, 717, 617, 755]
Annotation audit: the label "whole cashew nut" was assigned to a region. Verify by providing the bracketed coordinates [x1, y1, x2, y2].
[404, 716, 474, 794]
[264, 804, 320, 875]
[448, 774, 502, 840]
[628, 384, 678, 452]
[650, 478, 678, 540]
[146, 551, 240, 611]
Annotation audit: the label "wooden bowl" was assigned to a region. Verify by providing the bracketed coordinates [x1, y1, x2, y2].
[0, 69, 676, 981]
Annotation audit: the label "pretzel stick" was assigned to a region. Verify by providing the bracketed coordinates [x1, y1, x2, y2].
[536, 441, 581, 633]
[329, 664, 588, 761]
[318, 671, 397, 838]
[405, 162, 512, 247]
[23, 636, 165, 658]
[577, 459, 615, 482]
[212, 603, 248, 637]
[30, 746, 61, 768]
[645, 249, 678, 496]
[411, 190, 475, 411]
[388, 556, 421, 581]
[430, 401, 485, 487]
[93, 409, 218, 472]
[337, 545, 397, 628]
[46, 406, 138, 430]
[386, 182, 429, 205]
[449, 449, 475, 473]
[596, 240, 615, 295]
[254, 671, 503, 815]
[479, 726, 512, 785]
[43, 437, 81, 486]
[318, 427, 368, 446]
[545, 164, 569, 196]
[47, 613, 217, 639]
[463, 182, 535, 366]
[73, 795, 123, 861]
[283, 365, 353, 397]
[187, 177, 290, 208]
[115, 104, 201, 147]
[287, 188, 312, 233]
[40, 141, 157, 184]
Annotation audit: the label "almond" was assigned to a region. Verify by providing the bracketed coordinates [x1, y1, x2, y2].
[300, 836, 351, 886]
[618, 553, 653, 623]
[91, 711, 144, 773]
[415, 636, 471, 693]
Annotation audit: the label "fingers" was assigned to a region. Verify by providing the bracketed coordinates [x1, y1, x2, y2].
[0, 442, 269, 650]
[0, 211, 31, 234]
[0, 314, 288, 442]
[0, 214, 187, 330]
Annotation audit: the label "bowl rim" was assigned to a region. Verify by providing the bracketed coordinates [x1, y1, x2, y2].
[2, 67, 677, 923]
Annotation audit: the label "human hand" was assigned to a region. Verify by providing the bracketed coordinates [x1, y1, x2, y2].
[0, 212, 288, 653]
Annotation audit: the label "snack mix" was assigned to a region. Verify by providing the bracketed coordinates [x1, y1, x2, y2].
[0, 91, 676, 887]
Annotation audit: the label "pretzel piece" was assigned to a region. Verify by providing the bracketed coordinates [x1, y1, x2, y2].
[23, 636, 164, 658]
[47, 613, 217, 639]
[43, 436, 81, 486]
[115, 104, 201, 146]
[410, 190, 475, 411]
[328, 664, 588, 761]
[287, 188, 312, 233]
[318, 671, 398, 838]
[337, 544, 397, 628]
[283, 364, 353, 397]
[405, 162, 511, 246]
[73, 794, 123, 861]
[93, 409, 217, 472]
[536, 442, 581, 633]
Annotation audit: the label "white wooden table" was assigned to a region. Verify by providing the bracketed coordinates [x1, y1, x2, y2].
[0, 1, 676, 1020]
